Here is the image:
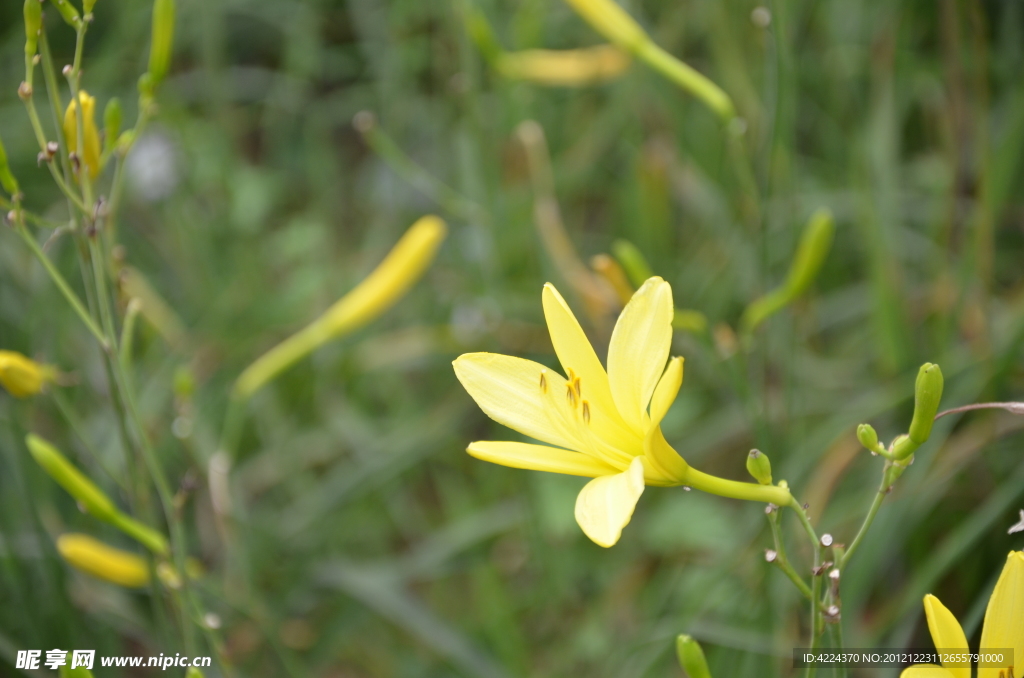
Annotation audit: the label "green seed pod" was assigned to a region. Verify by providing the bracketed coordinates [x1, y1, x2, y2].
[103, 97, 121, 154]
[908, 363, 943, 444]
[0, 133, 20, 196]
[676, 634, 712, 678]
[48, 0, 82, 28]
[24, 0, 43, 57]
[856, 424, 882, 453]
[27, 434, 118, 523]
[784, 208, 835, 298]
[611, 239, 655, 288]
[745, 449, 772, 485]
[148, 0, 176, 86]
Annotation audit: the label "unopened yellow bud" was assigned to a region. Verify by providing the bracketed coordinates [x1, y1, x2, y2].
[56, 533, 149, 588]
[676, 634, 712, 678]
[497, 45, 630, 87]
[63, 91, 102, 180]
[0, 134, 20, 196]
[908, 363, 943, 445]
[48, 0, 81, 28]
[148, 0, 176, 86]
[0, 350, 51, 397]
[24, 0, 43, 58]
[27, 434, 119, 522]
[745, 449, 772, 485]
[563, 0, 648, 51]
[234, 215, 447, 399]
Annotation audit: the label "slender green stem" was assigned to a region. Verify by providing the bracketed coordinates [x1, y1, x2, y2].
[15, 222, 107, 346]
[49, 389, 128, 493]
[767, 511, 813, 600]
[840, 464, 896, 570]
[633, 40, 736, 121]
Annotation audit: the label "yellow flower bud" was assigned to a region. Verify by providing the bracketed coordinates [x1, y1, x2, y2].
[676, 634, 712, 678]
[0, 350, 52, 397]
[56, 533, 149, 588]
[27, 434, 119, 522]
[908, 363, 943, 445]
[562, 0, 648, 51]
[148, 0, 176, 86]
[63, 91, 102, 180]
[0, 133, 19, 196]
[103, 97, 122, 155]
[24, 0, 43, 58]
[496, 45, 630, 87]
[234, 215, 447, 399]
[745, 449, 772, 485]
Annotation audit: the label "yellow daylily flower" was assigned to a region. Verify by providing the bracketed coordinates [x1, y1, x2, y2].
[63, 90, 102, 180]
[454, 277, 791, 547]
[900, 550, 1023, 678]
[0, 350, 55, 397]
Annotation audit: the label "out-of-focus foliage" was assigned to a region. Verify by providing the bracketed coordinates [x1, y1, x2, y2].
[0, 0, 1022, 676]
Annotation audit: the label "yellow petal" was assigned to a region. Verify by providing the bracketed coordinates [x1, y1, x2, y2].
[57, 533, 150, 588]
[574, 456, 645, 547]
[607, 277, 673, 433]
[0, 350, 51, 398]
[63, 91, 102, 180]
[541, 283, 635, 449]
[496, 45, 630, 86]
[643, 423, 688, 485]
[978, 550, 1024, 678]
[899, 667, 955, 678]
[649, 356, 683, 428]
[454, 353, 579, 451]
[922, 595, 970, 678]
[468, 441, 618, 478]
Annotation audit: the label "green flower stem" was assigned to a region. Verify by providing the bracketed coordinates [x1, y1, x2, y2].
[49, 389, 128, 494]
[840, 462, 902, 570]
[633, 40, 736, 121]
[40, 32, 76, 191]
[767, 511, 813, 601]
[15, 222, 107, 347]
[68, 23, 94, 209]
[679, 464, 793, 506]
[21, 99, 88, 214]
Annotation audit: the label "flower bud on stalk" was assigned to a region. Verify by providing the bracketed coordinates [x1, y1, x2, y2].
[48, 0, 82, 28]
[27, 435, 169, 554]
[148, 0, 175, 86]
[0, 351, 53, 397]
[83, 0, 96, 14]
[63, 91, 102, 179]
[856, 423, 884, 454]
[563, 0, 647, 51]
[56, 533, 149, 588]
[783, 208, 834, 299]
[24, 0, 43, 58]
[746, 449, 772, 485]
[676, 634, 712, 678]
[892, 363, 943, 460]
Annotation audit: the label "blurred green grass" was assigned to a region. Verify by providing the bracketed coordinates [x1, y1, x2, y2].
[1, 0, 1023, 676]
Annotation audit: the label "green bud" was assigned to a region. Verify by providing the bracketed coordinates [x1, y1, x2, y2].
[0, 133, 20, 196]
[148, 0, 176, 86]
[908, 363, 943, 445]
[784, 208, 835, 297]
[856, 424, 883, 454]
[27, 434, 118, 523]
[83, 0, 95, 14]
[103, 97, 122, 154]
[890, 433, 916, 461]
[745, 449, 772, 485]
[24, 0, 43, 57]
[173, 365, 195, 399]
[676, 634, 712, 678]
[60, 661, 95, 677]
[115, 129, 136, 156]
[48, 0, 82, 28]
[611, 239, 655, 288]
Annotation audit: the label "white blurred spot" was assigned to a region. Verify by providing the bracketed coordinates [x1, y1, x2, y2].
[126, 130, 180, 202]
[751, 6, 772, 28]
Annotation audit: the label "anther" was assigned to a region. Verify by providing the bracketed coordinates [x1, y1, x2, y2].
[581, 400, 591, 425]
[573, 377, 582, 399]
[538, 370, 547, 394]
[565, 383, 577, 408]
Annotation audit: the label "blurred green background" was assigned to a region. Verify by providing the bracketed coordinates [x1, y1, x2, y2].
[1, 0, 1023, 675]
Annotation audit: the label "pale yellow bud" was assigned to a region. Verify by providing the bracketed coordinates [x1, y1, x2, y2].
[496, 45, 630, 86]
[0, 350, 53, 397]
[63, 91, 102, 180]
[562, 0, 648, 51]
[56, 533, 150, 588]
